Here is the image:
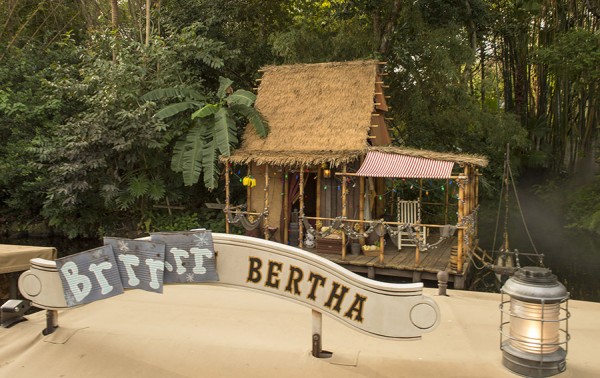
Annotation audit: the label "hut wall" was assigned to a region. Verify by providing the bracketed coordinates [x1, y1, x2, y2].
[248, 163, 284, 242]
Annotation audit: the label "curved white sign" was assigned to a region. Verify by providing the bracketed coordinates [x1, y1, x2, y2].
[19, 233, 440, 340]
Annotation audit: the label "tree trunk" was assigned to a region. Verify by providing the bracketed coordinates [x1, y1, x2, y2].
[145, 0, 151, 46]
[110, 0, 119, 61]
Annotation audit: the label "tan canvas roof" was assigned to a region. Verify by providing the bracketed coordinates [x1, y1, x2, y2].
[1, 286, 597, 377]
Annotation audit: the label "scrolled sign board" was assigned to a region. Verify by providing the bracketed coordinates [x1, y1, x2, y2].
[19, 233, 439, 340]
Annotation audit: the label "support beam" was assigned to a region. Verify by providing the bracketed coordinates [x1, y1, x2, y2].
[264, 165, 269, 240]
[341, 165, 347, 259]
[283, 170, 289, 245]
[225, 160, 230, 234]
[299, 165, 304, 248]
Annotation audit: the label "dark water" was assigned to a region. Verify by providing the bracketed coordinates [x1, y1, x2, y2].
[477, 189, 600, 303]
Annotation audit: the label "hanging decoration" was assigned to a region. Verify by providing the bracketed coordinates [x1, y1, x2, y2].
[242, 176, 257, 188]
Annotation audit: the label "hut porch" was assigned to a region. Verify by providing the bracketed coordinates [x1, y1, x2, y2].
[305, 235, 472, 289]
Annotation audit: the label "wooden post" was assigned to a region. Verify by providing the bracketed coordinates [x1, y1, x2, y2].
[316, 167, 321, 219]
[379, 232, 384, 264]
[359, 176, 365, 246]
[299, 165, 304, 248]
[341, 165, 347, 259]
[457, 174, 465, 273]
[419, 178, 423, 203]
[415, 228, 420, 266]
[283, 170, 289, 245]
[225, 159, 230, 234]
[247, 164, 251, 208]
[264, 165, 270, 240]
[444, 179, 449, 225]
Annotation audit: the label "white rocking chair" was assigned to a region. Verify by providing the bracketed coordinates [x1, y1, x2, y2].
[397, 200, 427, 250]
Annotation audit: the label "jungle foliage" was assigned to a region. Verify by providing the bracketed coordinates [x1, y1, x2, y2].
[0, 0, 598, 237]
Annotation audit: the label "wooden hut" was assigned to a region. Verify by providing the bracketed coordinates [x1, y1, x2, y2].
[223, 60, 488, 288]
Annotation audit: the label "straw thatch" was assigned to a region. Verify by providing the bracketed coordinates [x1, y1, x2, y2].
[226, 146, 488, 168]
[237, 60, 379, 154]
[226, 60, 488, 169]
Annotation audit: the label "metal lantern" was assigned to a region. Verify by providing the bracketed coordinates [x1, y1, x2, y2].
[322, 167, 331, 179]
[500, 266, 570, 377]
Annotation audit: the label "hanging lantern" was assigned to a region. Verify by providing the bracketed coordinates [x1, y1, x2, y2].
[500, 267, 569, 377]
[322, 166, 331, 179]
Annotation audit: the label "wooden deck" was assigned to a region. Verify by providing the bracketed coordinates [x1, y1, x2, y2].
[305, 235, 471, 289]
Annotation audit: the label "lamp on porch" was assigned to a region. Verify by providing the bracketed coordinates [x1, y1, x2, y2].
[499, 266, 569, 377]
[322, 164, 331, 179]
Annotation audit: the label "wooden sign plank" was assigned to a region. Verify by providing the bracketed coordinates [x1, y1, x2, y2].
[150, 230, 219, 284]
[103, 237, 166, 293]
[55, 245, 124, 307]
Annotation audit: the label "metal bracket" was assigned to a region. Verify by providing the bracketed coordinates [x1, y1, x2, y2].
[311, 310, 333, 358]
[42, 310, 58, 335]
[1, 299, 30, 328]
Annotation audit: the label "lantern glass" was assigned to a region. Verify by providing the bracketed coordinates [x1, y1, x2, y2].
[322, 168, 331, 178]
[509, 298, 560, 354]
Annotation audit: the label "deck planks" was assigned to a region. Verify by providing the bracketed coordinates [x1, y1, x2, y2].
[305, 236, 467, 287]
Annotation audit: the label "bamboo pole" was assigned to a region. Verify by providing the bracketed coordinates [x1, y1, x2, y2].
[246, 164, 251, 207]
[457, 175, 465, 273]
[379, 232, 385, 264]
[264, 165, 270, 240]
[283, 170, 289, 245]
[359, 175, 365, 246]
[225, 159, 230, 234]
[299, 166, 304, 248]
[415, 228, 420, 266]
[341, 165, 347, 259]
[444, 179, 449, 224]
[316, 167, 321, 219]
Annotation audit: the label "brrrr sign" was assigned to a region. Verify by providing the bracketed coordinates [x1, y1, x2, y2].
[55, 231, 218, 307]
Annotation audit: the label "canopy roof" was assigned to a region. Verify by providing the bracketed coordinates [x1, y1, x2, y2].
[356, 151, 455, 179]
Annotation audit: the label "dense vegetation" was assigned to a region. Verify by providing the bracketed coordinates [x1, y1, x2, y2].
[0, 0, 598, 238]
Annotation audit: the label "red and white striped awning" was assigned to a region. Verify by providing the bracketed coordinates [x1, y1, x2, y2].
[356, 151, 454, 179]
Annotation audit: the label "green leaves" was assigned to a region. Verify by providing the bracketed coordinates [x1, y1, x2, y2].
[217, 76, 234, 98]
[191, 103, 219, 119]
[154, 77, 267, 190]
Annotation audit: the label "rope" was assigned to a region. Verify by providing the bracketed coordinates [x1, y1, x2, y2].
[507, 162, 544, 267]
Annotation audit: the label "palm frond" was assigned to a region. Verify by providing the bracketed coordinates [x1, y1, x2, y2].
[171, 140, 186, 173]
[217, 77, 234, 99]
[214, 108, 237, 156]
[201, 128, 219, 190]
[155, 101, 204, 119]
[226, 89, 256, 107]
[230, 104, 268, 138]
[191, 103, 219, 119]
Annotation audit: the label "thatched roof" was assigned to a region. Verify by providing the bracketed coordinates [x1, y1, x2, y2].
[233, 60, 379, 157]
[225, 146, 488, 168]
[226, 60, 488, 169]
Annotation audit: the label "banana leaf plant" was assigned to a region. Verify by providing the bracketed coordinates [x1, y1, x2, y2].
[142, 77, 268, 189]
